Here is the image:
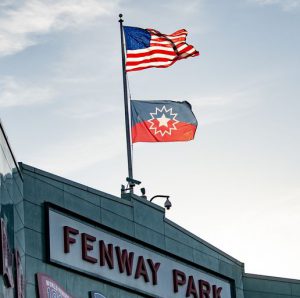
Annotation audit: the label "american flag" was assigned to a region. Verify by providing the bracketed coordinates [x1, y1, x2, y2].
[123, 26, 199, 72]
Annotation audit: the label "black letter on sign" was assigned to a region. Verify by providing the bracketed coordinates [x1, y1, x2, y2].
[81, 233, 97, 264]
[147, 259, 161, 285]
[64, 226, 79, 253]
[186, 275, 198, 298]
[135, 256, 149, 283]
[99, 240, 114, 269]
[115, 246, 134, 276]
[199, 280, 211, 298]
[173, 269, 186, 293]
[213, 285, 222, 298]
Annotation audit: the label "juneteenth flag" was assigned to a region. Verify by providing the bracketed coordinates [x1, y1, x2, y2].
[131, 100, 197, 143]
[123, 26, 199, 72]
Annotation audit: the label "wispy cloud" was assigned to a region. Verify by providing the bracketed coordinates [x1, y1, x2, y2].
[0, 76, 55, 107]
[30, 130, 122, 174]
[161, 0, 203, 15]
[189, 74, 281, 126]
[0, 0, 118, 56]
[191, 92, 246, 108]
[191, 89, 256, 125]
[0, 1, 13, 7]
[250, 0, 300, 11]
[57, 102, 121, 119]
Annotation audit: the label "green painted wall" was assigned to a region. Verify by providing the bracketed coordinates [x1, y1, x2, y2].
[21, 163, 300, 298]
[243, 274, 300, 298]
[0, 123, 24, 298]
[1, 118, 300, 298]
[21, 163, 244, 298]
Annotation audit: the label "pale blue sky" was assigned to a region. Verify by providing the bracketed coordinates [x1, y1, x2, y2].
[0, 0, 300, 279]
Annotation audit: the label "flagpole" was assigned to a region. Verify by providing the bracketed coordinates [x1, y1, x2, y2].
[119, 14, 133, 187]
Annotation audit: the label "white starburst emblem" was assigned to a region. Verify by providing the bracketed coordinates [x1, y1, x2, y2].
[148, 105, 179, 136]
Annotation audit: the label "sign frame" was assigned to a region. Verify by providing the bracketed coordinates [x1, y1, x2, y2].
[45, 202, 237, 298]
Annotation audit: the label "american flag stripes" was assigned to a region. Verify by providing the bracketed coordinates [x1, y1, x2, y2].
[123, 26, 199, 72]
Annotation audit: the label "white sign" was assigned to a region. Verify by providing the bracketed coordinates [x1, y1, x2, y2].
[48, 208, 232, 298]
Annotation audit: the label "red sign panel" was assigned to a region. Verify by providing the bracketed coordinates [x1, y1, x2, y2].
[37, 273, 74, 298]
[0, 218, 14, 288]
[15, 249, 25, 298]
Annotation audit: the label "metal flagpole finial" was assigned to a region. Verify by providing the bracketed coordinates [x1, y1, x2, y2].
[119, 13, 123, 23]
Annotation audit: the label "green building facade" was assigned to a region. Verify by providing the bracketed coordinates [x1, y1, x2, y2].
[1, 121, 300, 298]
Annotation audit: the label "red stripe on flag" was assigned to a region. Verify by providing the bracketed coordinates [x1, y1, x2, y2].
[127, 49, 177, 58]
[131, 121, 197, 143]
[125, 28, 199, 72]
[126, 57, 177, 66]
